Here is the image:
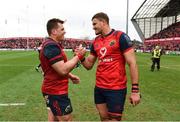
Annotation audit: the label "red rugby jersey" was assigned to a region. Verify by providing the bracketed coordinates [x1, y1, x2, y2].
[40, 38, 69, 95]
[91, 30, 133, 90]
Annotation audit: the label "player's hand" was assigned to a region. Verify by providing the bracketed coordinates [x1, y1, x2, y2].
[75, 44, 86, 57]
[69, 74, 80, 84]
[129, 92, 141, 106]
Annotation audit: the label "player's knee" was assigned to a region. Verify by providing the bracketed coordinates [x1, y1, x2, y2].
[100, 116, 109, 121]
[98, 112, 110, 121]
[62, 114, 72, 121]
[109, 114, 122, 121]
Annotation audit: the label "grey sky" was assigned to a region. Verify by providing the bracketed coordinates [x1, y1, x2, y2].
[0, 0, 144, 40]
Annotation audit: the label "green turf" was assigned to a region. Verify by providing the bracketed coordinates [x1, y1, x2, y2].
[0, 51, 180, 121]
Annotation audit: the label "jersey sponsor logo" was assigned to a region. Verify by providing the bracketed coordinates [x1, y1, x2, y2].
[109, 40, 115, 46]
[99, 47, 107, 58]
[100, 58, 113, 63]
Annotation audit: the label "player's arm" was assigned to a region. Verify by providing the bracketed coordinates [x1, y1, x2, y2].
[44, 44, 85, 76]
[124, 49, 140, 106]
[120, 33, 139, 85]
[120, 33, 140, 106]
[81, 54, 97, 70]
[68, 73, 80, 84]
[52, 56, 81, 76]
[81, 43, 97, 70]
[124, 49, 139, 85]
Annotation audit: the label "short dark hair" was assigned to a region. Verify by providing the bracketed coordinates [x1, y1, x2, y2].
[92, 12, 109, 25]
[47, 18, 64, 35]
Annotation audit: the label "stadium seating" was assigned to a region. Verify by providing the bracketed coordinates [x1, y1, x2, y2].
[0, 37, 92, 49]
[144, 22, 180, 52]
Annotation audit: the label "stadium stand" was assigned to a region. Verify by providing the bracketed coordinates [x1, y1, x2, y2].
[131, 0, 180, 54]
[0, 37, 92, 50]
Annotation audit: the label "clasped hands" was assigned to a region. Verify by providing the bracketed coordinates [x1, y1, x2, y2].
[74, 44, 86, 60]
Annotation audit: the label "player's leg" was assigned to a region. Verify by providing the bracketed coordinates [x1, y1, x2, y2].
[38, 64, 41, 68]
[106, 88, 127, 121]
[46, 108, 72, 121]
[47, 108, 58, 121]
[35, 66, 39, 72]
[44, 94, 73, 121]
[96, 103, 109, 121]
[94, 87, 109, 121]
[35, 64, 41, 72]
[56, 113, 72, 121]
[43, 94, 58, 121]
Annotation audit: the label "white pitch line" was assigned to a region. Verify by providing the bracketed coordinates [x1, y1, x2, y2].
[0, 103, 26, 106]
[141, 63, 180, 70]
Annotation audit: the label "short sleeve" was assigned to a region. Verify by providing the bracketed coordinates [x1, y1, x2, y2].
[90, 43, 97, 56]
[43, 44, 63, 65]
[119, 33, 133, 52]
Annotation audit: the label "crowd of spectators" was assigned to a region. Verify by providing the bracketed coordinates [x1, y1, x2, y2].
[1, 36, 179, 54]
[143, 21, 180, 53]
[147, 22, 180, 40]
[0, 37, 44, 49]
[0, 37, 92, 49]
[144, 40, 180, 51]
[62, 38, 91, 49]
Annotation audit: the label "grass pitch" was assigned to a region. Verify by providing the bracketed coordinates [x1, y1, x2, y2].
[0, 51, 180, 121]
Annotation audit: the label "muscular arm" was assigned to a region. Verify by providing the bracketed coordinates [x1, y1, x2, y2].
[124, 48, 140, 106]
[52, 55, 80, 76]
[119, 33, 138, 84]
[124, 48, 139, 84]
[81, 54, 97, 70]
[44, 43, 85, 76]
[120, 33, 140, 106]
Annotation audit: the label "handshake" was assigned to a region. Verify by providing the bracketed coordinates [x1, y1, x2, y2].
[74, 44, 86, 61]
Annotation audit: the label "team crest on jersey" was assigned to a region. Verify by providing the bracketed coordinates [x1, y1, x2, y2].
[100, 47, 107, 58]
[109, 40, 115, 46]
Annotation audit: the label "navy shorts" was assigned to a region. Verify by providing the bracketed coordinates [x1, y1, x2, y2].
[94, 86, 127, 114]
[43, 93, 73, 116]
